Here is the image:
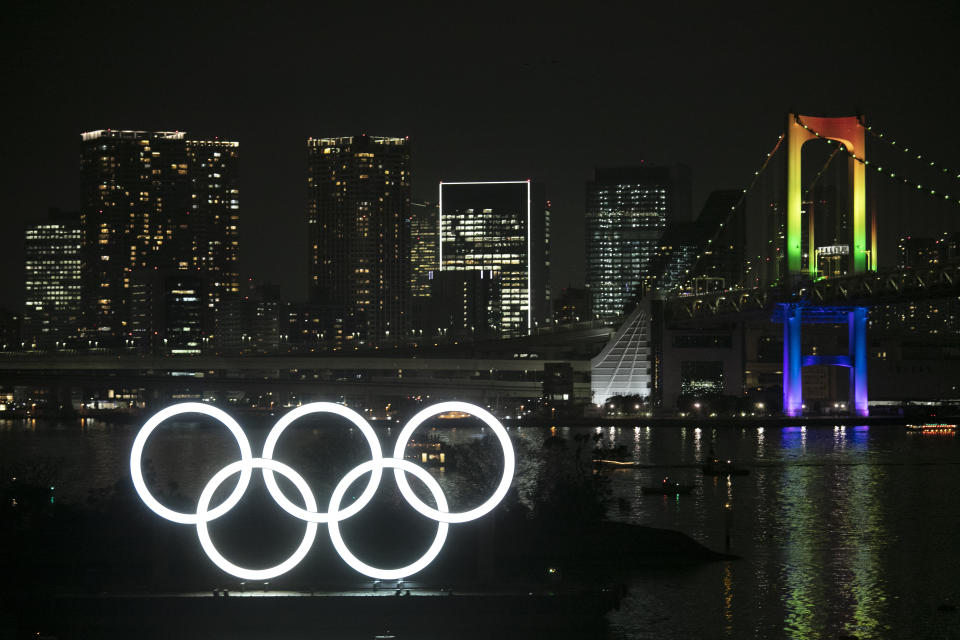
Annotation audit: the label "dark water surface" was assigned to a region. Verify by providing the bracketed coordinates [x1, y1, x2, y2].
[2, 416, 959, 639]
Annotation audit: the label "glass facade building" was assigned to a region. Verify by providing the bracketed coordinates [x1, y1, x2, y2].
[585, 166, 690, 321]
[307, 135, 411, 344]
[438, 180, 549, 336]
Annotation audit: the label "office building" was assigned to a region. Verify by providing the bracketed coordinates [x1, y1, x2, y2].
[0, 310, 21, 351]
[307, 135, 411, 343]
[129, 270, 204, 355]
[869, 232, 960, 337]
[585, 166, 690, 321]
[899, 235, 941, 269]
[646, 190, 744, 295]
[79, 129, 239, 349]
[286, 301, 343, 353]
[425, 269, 501, 338]
[438, 180, 550, 336]
[410, 201, 438, 299]
[553, 286, 591, 324]
[23, 209, 83, 349]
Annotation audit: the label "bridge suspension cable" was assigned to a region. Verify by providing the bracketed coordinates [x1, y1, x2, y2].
[795, 115, 960, 207]
[863, 123, 960, 181]
[673, 132, 786, 288]
[805, 146, 843, 197]
[643, 131, 785, 294]
[654, 133, 784, 286]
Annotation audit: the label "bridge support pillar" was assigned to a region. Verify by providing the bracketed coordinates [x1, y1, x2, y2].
[849, 307, 869, 417]
[782, 306, 803, 417]
[776, 304, 869, 418]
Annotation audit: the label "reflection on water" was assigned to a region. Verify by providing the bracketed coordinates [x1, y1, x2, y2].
[779, 462, 819, 638]
[1, 418, 959, 638]
[600, 423, 958, 639]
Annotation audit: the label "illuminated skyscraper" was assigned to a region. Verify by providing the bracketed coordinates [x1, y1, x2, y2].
[438, 180, 550, 336]
[307, 135, 411, 342]
[585, 166, 690, 320]
[410, 201, 438, 299]
[79, 129, 239, 349]
[23, 209, 83, 349]
[186, 139, 241, 342]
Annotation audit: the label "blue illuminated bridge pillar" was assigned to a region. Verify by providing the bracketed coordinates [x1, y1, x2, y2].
[776, 304, 869, 418]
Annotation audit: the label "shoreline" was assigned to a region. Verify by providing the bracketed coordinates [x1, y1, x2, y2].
[6, 409, 958, 428]
[514, 414, 959, 428]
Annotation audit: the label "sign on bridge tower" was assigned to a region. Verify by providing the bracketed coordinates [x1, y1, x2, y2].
[786, 114, 876, 280]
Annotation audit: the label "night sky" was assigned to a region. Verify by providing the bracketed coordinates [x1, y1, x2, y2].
[3, 1, 958, 309]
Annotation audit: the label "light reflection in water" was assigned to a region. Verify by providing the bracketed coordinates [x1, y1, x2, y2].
[836, 428, 887, 639]
[779, 461, 820, 639]
[723, 561, 734, 636]
[3, 418, 956, 638]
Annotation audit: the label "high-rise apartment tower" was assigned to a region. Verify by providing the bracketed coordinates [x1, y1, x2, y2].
[307, 135, 411, 342]
[79, 129, 239, 349]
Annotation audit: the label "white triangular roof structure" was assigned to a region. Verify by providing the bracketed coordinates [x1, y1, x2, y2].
[591, 300, 652, 406]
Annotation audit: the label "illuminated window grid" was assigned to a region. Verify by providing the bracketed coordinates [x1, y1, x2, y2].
[438, 180, 531, 334]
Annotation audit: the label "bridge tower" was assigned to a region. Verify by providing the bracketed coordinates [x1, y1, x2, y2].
[785, 114, 876, 280]
[781, 114, 874, 417]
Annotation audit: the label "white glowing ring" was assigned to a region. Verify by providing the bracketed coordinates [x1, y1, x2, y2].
[196, 458, 318, 581]
[131, 401, 515, 580]
[261, 402, 383, 523]
[392, 401, 514, 524]
[130, 402, 253, 525]
[327, 458, 449, 580]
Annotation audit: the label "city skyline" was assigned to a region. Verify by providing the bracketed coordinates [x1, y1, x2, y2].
[5, 6, 960, 638]
[3, 3, 958, 310]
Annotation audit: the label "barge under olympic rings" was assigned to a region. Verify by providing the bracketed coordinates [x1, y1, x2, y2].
[129, 401, 515, 580]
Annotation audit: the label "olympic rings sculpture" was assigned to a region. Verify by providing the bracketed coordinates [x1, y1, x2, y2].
[130, 401, 515, 581]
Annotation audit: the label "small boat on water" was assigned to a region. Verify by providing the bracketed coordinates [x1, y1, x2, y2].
[593, 458, 641, 468]
[906, 423, 956, 434]
[702, 457, 749, 476]
[641, 477, 694, 495]
[405, 436, 453, 467]
[592, 444, 640, 468]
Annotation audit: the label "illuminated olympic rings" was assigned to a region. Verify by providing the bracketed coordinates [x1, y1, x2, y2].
[129, 401, 515, 580]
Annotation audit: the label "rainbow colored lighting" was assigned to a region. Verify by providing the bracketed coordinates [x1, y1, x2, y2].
[786, 114, 872, 279]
